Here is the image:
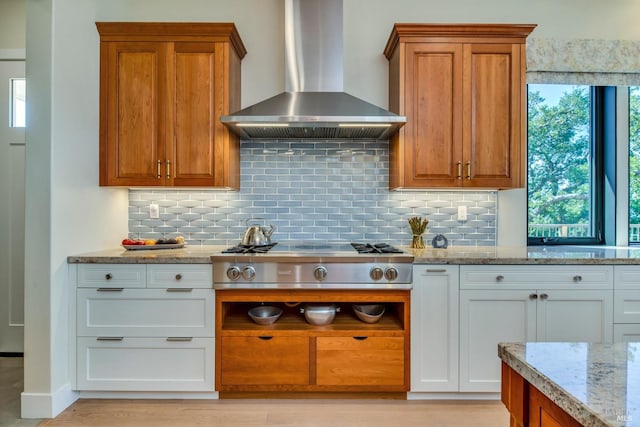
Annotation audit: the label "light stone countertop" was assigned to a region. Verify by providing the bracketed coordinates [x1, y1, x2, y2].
[499, 342, 640, 427]
[67, 244, 640, 264]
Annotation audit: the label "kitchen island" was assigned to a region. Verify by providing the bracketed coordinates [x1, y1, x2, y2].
[499, 342, 639, 427]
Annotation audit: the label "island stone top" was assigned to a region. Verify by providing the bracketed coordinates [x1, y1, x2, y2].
[67, 244, 640, 264]
[499, 342, 640, 427]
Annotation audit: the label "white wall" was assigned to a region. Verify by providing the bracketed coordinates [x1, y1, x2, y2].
[24, 0, 640, 417]
[0, 0, 25, 50]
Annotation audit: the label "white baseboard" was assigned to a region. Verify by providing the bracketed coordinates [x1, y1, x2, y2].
[78, 391, 219, 399]
[21, 383, 79, 418]
[407, 392, 501, 401]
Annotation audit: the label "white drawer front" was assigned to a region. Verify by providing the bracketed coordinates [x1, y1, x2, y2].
[614, 324, 640, 342]
[614, 290, 640, 323]
[77, 289, 214, 337]
[614, 266, 640, 290]
[77, 337, 214, 391]
[77, 264, 146, 288]
[147, 264, 212, 289]
[460, 265, 613, 290]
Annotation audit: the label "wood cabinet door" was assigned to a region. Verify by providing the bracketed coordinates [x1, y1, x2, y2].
[403, 43, 463, 187]
[316, 336, 405, 387]
[463, 43, 523, 188]
[219, 336, 310, 386]
[167, 42, 222, 186]
[100, 41, 167, 186]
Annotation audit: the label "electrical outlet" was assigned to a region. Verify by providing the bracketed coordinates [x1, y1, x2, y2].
[149, 203, 159, 219]
[458, 205, 467, 221]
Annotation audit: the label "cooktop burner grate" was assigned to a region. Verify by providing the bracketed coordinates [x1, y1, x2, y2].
[351, 243, 404, 254]
[222, 243, 278, 254]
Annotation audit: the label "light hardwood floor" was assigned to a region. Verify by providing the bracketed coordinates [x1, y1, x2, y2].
[2, 358, 510, 426]
[38, 398, 509, 426]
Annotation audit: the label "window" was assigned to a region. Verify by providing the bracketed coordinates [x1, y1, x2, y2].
[10, 78, 25, 128]
[527, 84, 614, 245]
[629, 87, 640, 243]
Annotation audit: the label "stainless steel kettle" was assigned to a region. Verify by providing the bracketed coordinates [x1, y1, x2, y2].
[241, 218, 275, 246]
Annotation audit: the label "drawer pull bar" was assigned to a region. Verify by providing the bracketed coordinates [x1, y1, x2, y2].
[97, 288, 124, 292]
[166, 288, 193, 292]
[166, 337, 193, 342]
[353, 336, 368, 341]
[426, 269, 446, 273]
[258, 336, 273, 341]
[97, 337, 123, 341]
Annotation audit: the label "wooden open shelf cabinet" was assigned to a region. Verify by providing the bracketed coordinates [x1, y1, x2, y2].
[215, 289, 411, 395]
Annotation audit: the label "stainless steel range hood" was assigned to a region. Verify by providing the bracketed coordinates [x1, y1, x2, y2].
[220, 0, 406, 140]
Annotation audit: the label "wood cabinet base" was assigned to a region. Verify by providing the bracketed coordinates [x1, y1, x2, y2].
[502, 362, 583, 427]
[216, 289, 410, 394]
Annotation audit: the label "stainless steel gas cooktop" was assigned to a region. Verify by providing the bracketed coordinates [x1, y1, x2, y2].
[212, 241, 414, 290]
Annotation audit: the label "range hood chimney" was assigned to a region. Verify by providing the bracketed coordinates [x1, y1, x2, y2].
[220, 0, 406, 140]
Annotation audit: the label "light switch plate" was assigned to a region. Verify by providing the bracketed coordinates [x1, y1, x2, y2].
[458, 205, 467, 221]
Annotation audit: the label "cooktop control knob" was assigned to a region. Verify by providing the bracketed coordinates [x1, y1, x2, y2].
[313, 266, 328, 281]
[242, 266, 256, 281]
[385, 267, 399, 281]
[226, 266, 241, 281]
[370, 267, 384, 281]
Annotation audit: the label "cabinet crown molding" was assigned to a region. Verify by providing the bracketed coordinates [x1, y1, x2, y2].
[96, 22, 247, 58]
[384, 23, 536, 59]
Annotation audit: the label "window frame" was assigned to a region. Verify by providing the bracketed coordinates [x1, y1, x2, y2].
[527, 85, 615, 246]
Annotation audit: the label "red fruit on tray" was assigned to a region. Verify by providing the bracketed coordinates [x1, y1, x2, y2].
[122, 238, 135, 245]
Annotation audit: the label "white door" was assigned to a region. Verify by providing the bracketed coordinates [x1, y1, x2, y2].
[0, 59, 25, 353]
[536, 290, 613, 343]
[411, 265, 459, 392]
[459, 289, 536, 392]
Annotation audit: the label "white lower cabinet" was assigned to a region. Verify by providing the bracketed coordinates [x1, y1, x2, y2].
[613, 266, 640, 342]
[411, 265, 459, 392]
[459, 265, 613, 393]
[74, 263, 215, 392]
[77, 337, 214, 391]
[459, 289, 536, 392]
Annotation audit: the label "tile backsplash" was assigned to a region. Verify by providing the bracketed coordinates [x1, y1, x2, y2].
[129, 141, 497, 247]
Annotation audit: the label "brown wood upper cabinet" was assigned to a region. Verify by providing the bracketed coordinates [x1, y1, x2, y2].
[96, 23, 246, 188]
[384, 24, 535, 189]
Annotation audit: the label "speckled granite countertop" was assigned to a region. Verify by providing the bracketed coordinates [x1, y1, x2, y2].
[499, 342, 640, 427]
[67, 244, 640, 264]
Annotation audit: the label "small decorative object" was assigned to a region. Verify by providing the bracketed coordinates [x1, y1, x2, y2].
[408, 216, 429, 249]
[432, 234, 448, 249]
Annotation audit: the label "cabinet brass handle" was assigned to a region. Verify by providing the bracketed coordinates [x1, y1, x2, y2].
[353, 336, 368, 341]
[166, 337, 193, 342]
[97, 337, 123, 341]
[157, 160, 162, 179]
[97, 287, 124, 292]
[540, 293, 549, 300]
[573, 275, 583, 282]
[166, 288, 193, 292]
[166, 160, 171, 179]
[105, 273, 112, 280]
[496, 275, 504, 282]
[258, 336, 273, 341]
[529, 293, 538, 300]
[175, 274, 182, 280]
[466, 161, 471, 180]
[456, 161, 462, 180]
